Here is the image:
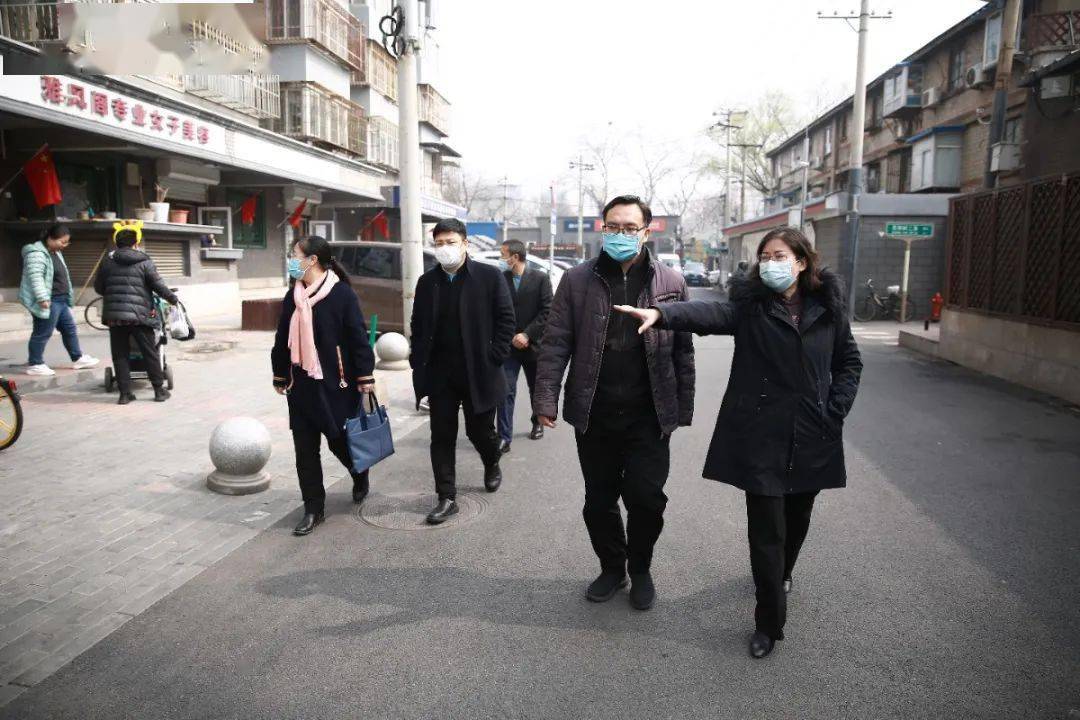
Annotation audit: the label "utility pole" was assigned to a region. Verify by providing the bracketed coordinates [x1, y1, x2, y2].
[728, 142, 762, 223]
[983, 0, 1022, 189]
[711, 110, 746, 230]
[799, 128, 811, 230]
[569, 154, 595, 260]
[499, 175, 510, 243]
[819, 3, 891, 316]
[397, 0, 422, 338]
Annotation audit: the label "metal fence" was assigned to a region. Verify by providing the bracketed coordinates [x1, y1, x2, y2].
[946, 171, 1080, 329]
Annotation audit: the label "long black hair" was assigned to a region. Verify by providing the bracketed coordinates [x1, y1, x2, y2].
[291, 235, 351, 286]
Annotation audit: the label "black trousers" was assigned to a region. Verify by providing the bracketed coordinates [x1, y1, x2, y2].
[108, 325, 164, 392]
[428, 371, 501, 500]
[575, 409, 670, 575]
[292, 426, 369, 514]
[745, 490, 819, 639]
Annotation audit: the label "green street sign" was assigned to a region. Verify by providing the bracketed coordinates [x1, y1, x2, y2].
[885, 223, 933, 237]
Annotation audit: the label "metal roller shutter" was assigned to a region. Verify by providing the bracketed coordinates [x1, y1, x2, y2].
[62, 239, 112, 289]
[142, 240, 188, 278]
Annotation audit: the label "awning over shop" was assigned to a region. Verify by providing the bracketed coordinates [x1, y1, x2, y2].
[389, 186, 467, 221]
[0, 74, 386, 201]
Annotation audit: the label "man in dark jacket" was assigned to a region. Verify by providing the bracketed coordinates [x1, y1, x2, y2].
[533, 195, 695, 611]
[410, 218, 516, 524]
[94, 228, 178, 404]
[496, 238, 553, 453]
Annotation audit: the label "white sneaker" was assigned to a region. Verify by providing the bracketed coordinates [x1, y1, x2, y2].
[26, 364, 55, 376]
[72, 355, 100, 369]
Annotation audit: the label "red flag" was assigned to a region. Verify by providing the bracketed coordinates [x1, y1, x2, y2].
[373, 210, 390, 239]
[240, 194, 258, 226]
[287, 198, 307, 229]
[22, 146, 62, 209]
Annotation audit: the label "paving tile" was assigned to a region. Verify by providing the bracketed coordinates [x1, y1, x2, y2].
[0, 600, 48, 629]
[0, 682, 28, 708]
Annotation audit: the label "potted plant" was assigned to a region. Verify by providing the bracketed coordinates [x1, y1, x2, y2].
[149, 183, 170, 223]
[134, 183, 155, 222]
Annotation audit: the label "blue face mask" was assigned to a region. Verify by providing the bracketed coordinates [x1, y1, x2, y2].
[497, 259, 510, 272]
[602, 233, 640, 263]
[759, 259, 797, 292]
[287, 257, 308, 280]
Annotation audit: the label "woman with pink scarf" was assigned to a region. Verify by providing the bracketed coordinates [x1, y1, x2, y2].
[272, 235, 376, 536]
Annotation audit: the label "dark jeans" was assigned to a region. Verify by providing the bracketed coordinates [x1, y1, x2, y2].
[575, 408, 670, 575]
[108, 325, 163, 392]
[428, 371, 501, 500]
[745, 490, 819, 640]
[28, 296, 82, 365]
[292, 426, 369, 514]
[497, 351, 537, 443]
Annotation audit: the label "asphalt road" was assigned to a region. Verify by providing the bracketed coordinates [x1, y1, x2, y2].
[4, 287, 1079, 720]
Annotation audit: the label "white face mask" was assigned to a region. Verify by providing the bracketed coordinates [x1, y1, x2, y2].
[434, 243, 463, 270]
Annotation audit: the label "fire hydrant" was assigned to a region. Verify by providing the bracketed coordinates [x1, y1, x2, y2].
[930, 292, 944, 322]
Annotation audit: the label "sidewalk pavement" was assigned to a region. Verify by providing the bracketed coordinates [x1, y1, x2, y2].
[0, 330, 426, 705]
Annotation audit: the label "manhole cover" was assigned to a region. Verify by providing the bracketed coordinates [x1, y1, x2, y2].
[356, 491, 486, 530]
[182, 341, 236, 354]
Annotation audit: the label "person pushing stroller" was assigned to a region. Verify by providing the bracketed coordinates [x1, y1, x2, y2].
[94, 221, 178, 404]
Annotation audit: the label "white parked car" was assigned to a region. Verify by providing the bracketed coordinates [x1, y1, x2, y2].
[473, 250, 564, 292]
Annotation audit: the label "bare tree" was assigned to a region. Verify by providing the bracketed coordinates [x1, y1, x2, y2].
[441, 168, 496, 216]
[580, 131, 622, 213]
[703, 90, 802, 198]
[658, 167, 705, 220]
[629, 135, 676, 206]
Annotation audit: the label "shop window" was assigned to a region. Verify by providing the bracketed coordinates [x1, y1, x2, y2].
[53, 163, 115, 220]
[227, 190, 266, 249]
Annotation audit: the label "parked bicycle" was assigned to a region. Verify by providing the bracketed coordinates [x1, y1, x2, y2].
[0, 376, 23, 451]
[852, 278, 916, 323]
[85, 296, 106, 331]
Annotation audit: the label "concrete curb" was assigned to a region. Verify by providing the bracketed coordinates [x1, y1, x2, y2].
[2, 367, 102, 395]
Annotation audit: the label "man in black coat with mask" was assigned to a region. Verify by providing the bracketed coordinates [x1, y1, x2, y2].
[496, 238, 552, 453]
[410, 218, 516, 524]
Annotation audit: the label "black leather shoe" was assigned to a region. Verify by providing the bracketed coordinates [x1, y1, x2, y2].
[426, 498, 458, 524]
[528, 422, 544, 440]
[783, 577, 793, 594]
[153, 387, 171, 402]
[498, 440, 511, 454]
[586, 572, 627, 602]
[629, 572, 656, 610]
[293, 512, 324, 536]
[117, 392, 136, 405]
[484, 463, 502, 493]
[749, 631, 776, 659]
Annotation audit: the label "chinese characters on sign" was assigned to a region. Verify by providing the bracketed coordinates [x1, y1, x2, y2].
[39, 76, 211, 146]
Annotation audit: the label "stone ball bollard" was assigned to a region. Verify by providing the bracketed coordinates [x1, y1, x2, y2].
[375, 332, 410, 371]
[206, 417, 272, 495]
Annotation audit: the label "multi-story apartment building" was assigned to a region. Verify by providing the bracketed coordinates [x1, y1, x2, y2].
[0, 0, 464, 317]
[722, 0, 1080, 310]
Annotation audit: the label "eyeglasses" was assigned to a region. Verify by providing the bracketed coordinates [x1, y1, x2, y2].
[601, 224, 645, 235]
[759, 251, 794, 263]
[434, 238, 462, 248]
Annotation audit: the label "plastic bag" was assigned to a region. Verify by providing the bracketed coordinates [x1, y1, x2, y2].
[168, 302, 195, 341]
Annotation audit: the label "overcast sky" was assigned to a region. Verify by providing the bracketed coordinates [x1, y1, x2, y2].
[438, 0, 986, 210]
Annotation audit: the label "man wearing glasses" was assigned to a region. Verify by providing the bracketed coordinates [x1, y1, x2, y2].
[533, 195, 695, 610]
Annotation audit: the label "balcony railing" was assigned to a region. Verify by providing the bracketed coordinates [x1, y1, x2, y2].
[352, 41, 398, 103]
[1023, 11, 1080, 52]
[418, 83, 450, 136]
[269, 82, 366, 157]
[183, 74, 281, 121]
[366, 116, 399, 169]
[0, 3, 60, 45]
[265, 0, 364, 73]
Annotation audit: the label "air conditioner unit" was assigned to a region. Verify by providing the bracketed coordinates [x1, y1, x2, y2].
[921, 86, 942, 107]
[990, 142, 1021, 172]
[966, 63, 991, 88]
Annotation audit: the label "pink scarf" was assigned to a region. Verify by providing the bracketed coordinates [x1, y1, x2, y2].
[288, 269, 338, 381]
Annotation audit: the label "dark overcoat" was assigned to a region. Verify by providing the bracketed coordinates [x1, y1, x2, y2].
[409, 257, 516, 413]
[503, 266, 553, 356]
[657, 269, 862, 495]
[271, 279, 375, 438]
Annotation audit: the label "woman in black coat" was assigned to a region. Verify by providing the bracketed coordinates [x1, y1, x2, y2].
[272, 235, 375, 536]
[616, 226, 862, 658]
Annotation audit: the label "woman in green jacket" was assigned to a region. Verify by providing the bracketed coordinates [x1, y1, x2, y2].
[19, 224, 98, 376]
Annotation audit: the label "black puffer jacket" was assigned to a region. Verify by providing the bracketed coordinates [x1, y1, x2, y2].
[533, 247, 695, 435]
[657, 269, 862, 496]
[94, 248, 178, 327]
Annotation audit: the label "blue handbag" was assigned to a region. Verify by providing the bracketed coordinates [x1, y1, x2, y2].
[344, 391, 394, 474]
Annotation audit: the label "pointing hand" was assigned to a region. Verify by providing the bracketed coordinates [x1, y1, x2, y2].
[613, 305, 661, 334]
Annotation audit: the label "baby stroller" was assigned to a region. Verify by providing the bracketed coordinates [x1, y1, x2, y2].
[103, 292, 180, 392]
